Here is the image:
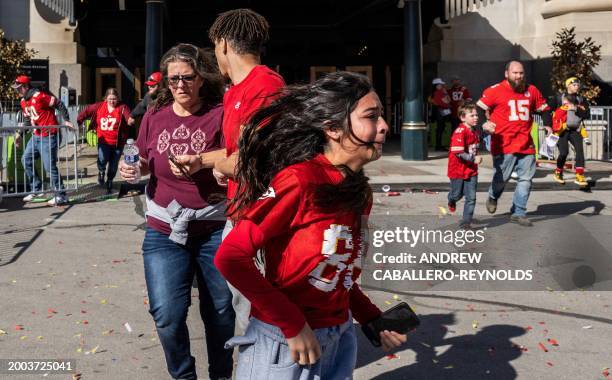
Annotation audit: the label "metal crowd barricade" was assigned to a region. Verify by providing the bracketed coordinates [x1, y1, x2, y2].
[0, 124, 80, 198]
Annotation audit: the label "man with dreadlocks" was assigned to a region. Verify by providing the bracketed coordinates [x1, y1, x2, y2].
[208, 8, 285, 331]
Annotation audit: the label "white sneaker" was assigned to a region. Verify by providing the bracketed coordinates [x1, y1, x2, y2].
[23, 193, 45, 202]
[47, 194, 68, 206]
[510, 171, 519, 180]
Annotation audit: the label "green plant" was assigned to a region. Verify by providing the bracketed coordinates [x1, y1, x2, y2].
[551, 27, 602, 103]
[0, 29, 37, 99]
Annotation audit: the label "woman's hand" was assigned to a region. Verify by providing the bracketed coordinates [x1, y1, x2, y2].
[213, 168, 228, 187]
[474, 155, 483, 165]
[169, 154, 202, 177]
[286, 323, 321, 365]
[379, 330, 407, 352]
[119, 159, 139, 182]
[482, 121, 496, 134]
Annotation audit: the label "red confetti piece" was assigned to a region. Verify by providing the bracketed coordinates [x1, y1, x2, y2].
[547, 338, 559, 346]
[82, 320, 89, 325]
[542, 329, 549, 336]
[81, 310, 87, 314]
[386, 192, 401, 197]
[58, 241, 64, 245]
[538, 322, 546, 325]
[81, 300, 87, 304]
[47, 308, 57, 314]
[46, 315, 54, 319]
[14, 325, 24, 331]
[538, 342, 548, 352]
[524, 326, 533, 331]
[546, 361, 554, 367]
[386, 354, 399, 360]
[603, 368, 610, 377]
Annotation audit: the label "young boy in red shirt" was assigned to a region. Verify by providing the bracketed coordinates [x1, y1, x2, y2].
[448, 103, 482, 229]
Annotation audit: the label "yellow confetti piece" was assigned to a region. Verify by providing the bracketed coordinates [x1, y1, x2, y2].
[472, 320, 479, 329]
[102, 330, 112, 336]
[100, 299, 107, 304]
[432, 359, 439, 364]
[37, 336, 43, 340]
[546, 287, 554, 292]
[444, 365, 454, 369]
[392, 294, 399, 300]
[385, 301, 392, 305]
[91, 345, 99, 354]
[420, 342, 431, 348]
[76, 347, 82, 353]
[20, 336, 28, 340]
[150, 337, 156, 342]
[0, 329, 7, 335]
[75, 321, 80, 325]
[11, 280, 17, 283]
[438, 206, 448, 216]
[73, 333, 82, 338]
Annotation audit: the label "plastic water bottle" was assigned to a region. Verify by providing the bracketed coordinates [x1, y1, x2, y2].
[123, 138, 141, 184]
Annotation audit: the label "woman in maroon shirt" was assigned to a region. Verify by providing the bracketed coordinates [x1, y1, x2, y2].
[119, 44, 234, 380]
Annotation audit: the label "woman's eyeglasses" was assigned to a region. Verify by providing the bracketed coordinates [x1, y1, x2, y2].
[167, 74, 197, 87]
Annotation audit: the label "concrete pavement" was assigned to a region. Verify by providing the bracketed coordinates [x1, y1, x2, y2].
[1, 144, 611, 380]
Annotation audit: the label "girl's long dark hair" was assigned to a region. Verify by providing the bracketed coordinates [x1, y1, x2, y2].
[230, 71, 375, 218]
[152, 43, 225, 112]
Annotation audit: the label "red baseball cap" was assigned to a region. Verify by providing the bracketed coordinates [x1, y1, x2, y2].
[11, 75, 31, 89]
[144, 72, 162, 86]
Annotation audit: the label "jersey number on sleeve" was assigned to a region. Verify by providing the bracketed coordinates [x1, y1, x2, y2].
[508, 100, 530, 121]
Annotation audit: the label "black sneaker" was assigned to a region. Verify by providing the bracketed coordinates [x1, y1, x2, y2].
[510, 215, 532, 227]
[459, 222, 472, 230]
[106, 180, 113, 194]
[486, 197, 497, 214]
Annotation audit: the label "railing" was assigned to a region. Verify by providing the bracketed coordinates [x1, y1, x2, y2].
[445, 0, 498, 20]
[0, 125, 80, 199]
[533, 106, 612, 161]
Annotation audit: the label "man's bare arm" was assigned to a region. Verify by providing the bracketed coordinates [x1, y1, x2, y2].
[198, 148, 227, 169]
[214, 152, 238, 179]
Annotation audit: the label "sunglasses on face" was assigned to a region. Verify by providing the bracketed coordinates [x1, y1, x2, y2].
[166, 74, 197, 87]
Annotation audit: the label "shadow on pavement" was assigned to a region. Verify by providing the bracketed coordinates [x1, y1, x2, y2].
[356, 313, 525, 379]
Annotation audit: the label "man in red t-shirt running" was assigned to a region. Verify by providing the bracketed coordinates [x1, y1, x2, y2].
[476, 61, 552, 226]
[12, 75, 75, 206]
[207, 8, 285, 331]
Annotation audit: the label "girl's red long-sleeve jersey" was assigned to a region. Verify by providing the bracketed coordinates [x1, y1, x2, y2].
[77, 101, 131, 146]
[215, 154, 381, 338]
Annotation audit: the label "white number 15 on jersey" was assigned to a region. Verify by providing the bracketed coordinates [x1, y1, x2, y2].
[508, 100, 530, 121]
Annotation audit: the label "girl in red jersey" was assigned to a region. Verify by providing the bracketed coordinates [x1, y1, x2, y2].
[215, 72, 407, 379]
[77, 88, 132, 193]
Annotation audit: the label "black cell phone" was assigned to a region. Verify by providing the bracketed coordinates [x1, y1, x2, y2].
[167, 152, 194, 181]
[361, 302, 420, 347]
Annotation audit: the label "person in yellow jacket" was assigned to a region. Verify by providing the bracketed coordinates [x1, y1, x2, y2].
[552, 77, 590, 186]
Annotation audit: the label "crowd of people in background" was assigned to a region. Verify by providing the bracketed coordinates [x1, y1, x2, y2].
[9, 7, 598, 380]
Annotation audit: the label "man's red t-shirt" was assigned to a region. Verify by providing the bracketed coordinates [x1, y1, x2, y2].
[215, 154, 381, 338]
[432, 88, 451, 110]
[448, 124, 480, 179]
[449, 85, 472, 118]
[222, 65, 285, 200]
[477, 80, 549, 155]
[20, 91, 59, 136]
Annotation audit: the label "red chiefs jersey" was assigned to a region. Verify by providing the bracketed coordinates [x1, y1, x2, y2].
[222, 65, 285, 200]
[477, 80, 549, 155]
[215, 154, 381, 338]
[20, 91, 59, 136]
[449, 85, 472, 117]
[448, 124, 480, 179]
[432, 88, 451, 110]
[94, 103, 129, 146]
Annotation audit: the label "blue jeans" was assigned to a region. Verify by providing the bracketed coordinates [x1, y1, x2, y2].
[226, 316, 356, 379]
[21, 133, 64, 194]
[143, 227, 235, 380]
[97, 142, 122, 182]
[488, 153, 535, 217]
[448, 175, 477, 224]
